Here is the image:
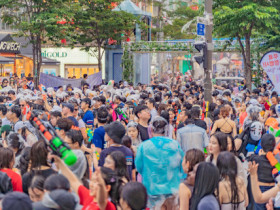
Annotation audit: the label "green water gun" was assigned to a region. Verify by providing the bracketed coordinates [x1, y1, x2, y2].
[27, 112, 77, 166]
[87, 128, 93, 143]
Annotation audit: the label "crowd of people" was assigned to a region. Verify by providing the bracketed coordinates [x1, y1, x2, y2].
[0, 72, 279, 210]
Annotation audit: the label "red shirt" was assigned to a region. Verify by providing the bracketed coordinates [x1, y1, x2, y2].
[0, 169, 23, 192]
[78, 185, 116, 210]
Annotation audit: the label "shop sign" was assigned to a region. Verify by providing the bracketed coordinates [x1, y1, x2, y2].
[42, 50, 67, 58]
[0, 41, 20, 53]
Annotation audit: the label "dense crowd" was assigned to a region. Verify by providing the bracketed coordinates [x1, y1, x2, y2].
[0, 72, 279, 210]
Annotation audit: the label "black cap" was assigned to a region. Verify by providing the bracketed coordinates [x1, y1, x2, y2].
[49, 189, 77, 210]
[104, 121, 126, 144]
[81, 98, 91, 107]
[2, 192, 32, 210]
[62, 103, 74, 112]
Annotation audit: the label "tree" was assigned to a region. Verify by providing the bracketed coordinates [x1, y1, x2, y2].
[163, 3, 201, 40]
[0, 0, 72, 87]
[214, 0, 280, 89]
[151, 0, 201, 40]
[69, 0, 138, 72]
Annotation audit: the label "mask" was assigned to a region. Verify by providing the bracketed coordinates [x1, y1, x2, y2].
[250, 121, 263, 141]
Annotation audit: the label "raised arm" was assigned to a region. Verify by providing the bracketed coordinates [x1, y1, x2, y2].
[51, 155, 82, 194]
[249, 161, 280, 204]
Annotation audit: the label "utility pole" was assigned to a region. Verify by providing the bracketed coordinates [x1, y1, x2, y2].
[204, 0, 213, 102]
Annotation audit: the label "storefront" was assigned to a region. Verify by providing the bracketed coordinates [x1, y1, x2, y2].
[0, 34, 60, 77]
[41, 47, 105, 78]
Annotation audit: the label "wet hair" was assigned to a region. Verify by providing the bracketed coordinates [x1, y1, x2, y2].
[261, 134, 275, 152]
[50, 111, 62, 118]
[146, 98, 155, 107]
[44, 174, 70, 191]
[151, 117, 168, 135]
[0, 105, 7, 115]
[154, 93, 162, 102]
[10, 105, 21, 118]
[109, 151, 130, 181]
[6, 133, 25, 156]
[270, 105, 276, 114]
[18, 147, 31, 176]
[190, 162, 219, 210]
[65, 130, 83, 147]
[184, 149, 205, 172]
[160, 110, 170, 123]
[57, 118, 73, 132]
[220, 106, 230, 118]
[191, 106, 200, 119]
[217, 152, 239, 210]
[0, 147, 14, 169]
[7, 90, 15, 95]
[30, 140, 49, 169]
[101, 167, 123, 205]
[210, 132, 228, 162]
[29, 175, 45, 192]
[157, 103, 167, 114]
[122, 135, 132, 149]
[134, 105, 148, 119]
[97, 107, 109, 124]
[121, 182, 147, 210]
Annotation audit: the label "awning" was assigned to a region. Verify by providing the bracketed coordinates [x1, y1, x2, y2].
[22, 54, 60, 65]
[0, 56, 14, 64]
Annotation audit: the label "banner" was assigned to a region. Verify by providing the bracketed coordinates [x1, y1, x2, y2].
[39, 72, 102, 88]
[260, 51, 280, 93]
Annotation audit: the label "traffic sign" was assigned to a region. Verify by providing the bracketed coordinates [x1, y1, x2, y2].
[197, 23, 205, 36]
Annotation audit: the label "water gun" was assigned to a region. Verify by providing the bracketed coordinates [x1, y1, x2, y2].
[201, 100, 206, 120]
[266, 140, 280, 181]
[266, 100, 272, 107]
[269, 127, 280, 137]
[205, 101, 209, 118]
[95, 151, 100, 160]
[115, 107, 128, 124]
[86, 128, 93, 143]
[26, 111, 77, 166]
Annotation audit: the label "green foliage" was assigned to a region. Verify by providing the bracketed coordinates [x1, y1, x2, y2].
[125, 41, 194, 52]
[151, 0, 201, 40]
[214, 1, 279, 38]
[0, 0, 73, 86]
[122, 45, 133, 82]
[69, 0, 138, 71]
[213, 0, 280, 89]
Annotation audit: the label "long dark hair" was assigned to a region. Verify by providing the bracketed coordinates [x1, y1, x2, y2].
[30, 140, 49, 169]
[110, 151, 130, 181]
[217, 151, 239, 210]
[18, 147, 31, 176]
[190, 162, 219, 210]
[101, 167, 123, 206]
[210, 132, 228, 162]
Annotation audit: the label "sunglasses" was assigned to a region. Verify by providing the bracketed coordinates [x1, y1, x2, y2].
[19, 104, 25, 107]
[74, 108, 78, 111]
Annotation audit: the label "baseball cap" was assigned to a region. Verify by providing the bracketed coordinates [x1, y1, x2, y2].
[104, 121, 126, 144]
[2, 192, 32, 210]
[62, 103, 74, 112]
[48, 189, 77, 210]
[81, 98, 91, 107]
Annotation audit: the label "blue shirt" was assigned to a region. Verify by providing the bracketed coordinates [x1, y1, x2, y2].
[83, 110, 94, 126]
[92, 126, 105, 149]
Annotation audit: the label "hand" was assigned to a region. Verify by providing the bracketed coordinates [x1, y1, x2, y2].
[50, 154, 63, 170]
[266, 199, 274, 210]
[91, 145, 99, 170]
[248, 161, 259, 176]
